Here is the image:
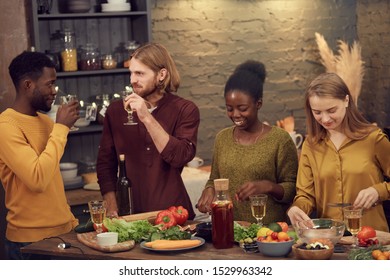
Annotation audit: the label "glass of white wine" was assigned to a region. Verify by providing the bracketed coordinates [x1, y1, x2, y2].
[59, 94, 79, 131]
[88, 200, 107, 234]
[249, 194, 268, 227]
[121, 90, 138, 125]
[343, 206, 363, 247]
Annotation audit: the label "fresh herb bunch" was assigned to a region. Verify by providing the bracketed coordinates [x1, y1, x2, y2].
[234, 222, 261, 242]
[347, 244, 385, 260]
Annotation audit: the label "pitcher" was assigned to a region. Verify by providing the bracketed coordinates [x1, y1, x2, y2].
[289, 131, 303, 149]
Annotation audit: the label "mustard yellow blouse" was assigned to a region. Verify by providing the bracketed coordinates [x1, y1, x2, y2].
[292, 128, 390, 231]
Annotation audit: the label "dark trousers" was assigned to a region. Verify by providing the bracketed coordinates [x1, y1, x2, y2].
[5, 239, 50, 260]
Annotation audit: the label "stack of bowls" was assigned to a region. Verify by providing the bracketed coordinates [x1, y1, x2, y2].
[60, 162, 83, 190]
[101, 0, 131, 12]
[67, 0, 91, 13]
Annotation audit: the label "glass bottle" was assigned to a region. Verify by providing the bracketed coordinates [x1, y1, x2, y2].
[123, 40, 140, 68]
[60, 29, 78, 72]
[102, 54, 117, 70]
[211, 178, 234, 249]
[79, 43, 101, 71]
[116, 154, 133, 216]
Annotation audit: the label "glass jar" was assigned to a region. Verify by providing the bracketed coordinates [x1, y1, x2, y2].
[123, 40, 140, 68]
[79, 43, 101, 71]
[60, 30, 78, 72]
[102, 54, 117, 70]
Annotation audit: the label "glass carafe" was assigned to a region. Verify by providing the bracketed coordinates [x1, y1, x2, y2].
[211, 178, 234, 249]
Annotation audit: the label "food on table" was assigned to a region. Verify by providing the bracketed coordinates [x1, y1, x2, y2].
[103, 218, 156, 243]
[144, 239, 201, 249]
[296, 241, 330, 250]
[234, 221, 261, 242]
[155, 210, 177, 230]
[267, 222, 283, 232]
[348, 244, 390, 260]
[168, 206, 189, 225]
[277, 222, 289, 232]
[257, 227, 270, 238]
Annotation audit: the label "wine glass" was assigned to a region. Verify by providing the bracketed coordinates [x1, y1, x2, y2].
[121, 90, 138, 125]
[343, 206, 363, 248]
[59, 94, 79, 131]
[88, 200, 107, 234]
[249, 194, 268, 227]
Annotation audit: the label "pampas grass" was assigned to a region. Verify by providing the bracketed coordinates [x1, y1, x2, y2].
[315, 32, 364, 107]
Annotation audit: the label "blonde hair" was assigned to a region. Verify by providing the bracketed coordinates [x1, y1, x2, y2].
[305, 73, 376, 144]
[131, 43, 180, 93]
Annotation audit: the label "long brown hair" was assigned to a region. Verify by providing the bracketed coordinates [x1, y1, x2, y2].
[131, 43, 180, 93]
[305, 72, 376, 144]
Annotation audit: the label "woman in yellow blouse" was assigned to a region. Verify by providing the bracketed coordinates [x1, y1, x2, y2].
[288, 73, 390, 231]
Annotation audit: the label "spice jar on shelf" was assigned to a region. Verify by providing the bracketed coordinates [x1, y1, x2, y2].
[79, 43, 101, 71]
[60, 29, 78, 72]
[102, 54, 117, 70]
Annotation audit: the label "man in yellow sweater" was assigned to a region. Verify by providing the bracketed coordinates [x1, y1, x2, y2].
[0, 51, 79, 259]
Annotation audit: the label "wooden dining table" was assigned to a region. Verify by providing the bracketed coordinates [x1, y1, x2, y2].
[21, 230, 351, 260]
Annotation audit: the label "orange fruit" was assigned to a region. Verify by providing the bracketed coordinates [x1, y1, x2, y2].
[277, 222, 289, 232]
[277, 231, 290, 242]
[372, 249, 383, 259]
[382, 251, 390, 258]
[376, 254, 387, 260]
[266, 230, 274, 236]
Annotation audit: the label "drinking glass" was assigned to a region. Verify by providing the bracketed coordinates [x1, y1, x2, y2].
[121, 90, 138, 125]
[249, 194, 268, 227]
[59, 94, 79, 131]
[343, 206, 363, 247]
[88, 200, 107, 234]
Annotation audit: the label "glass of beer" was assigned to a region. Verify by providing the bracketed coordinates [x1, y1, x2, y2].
[343, 206, 363, 247]
[249, 194, 268, 227]
[88, 200, 107, 234]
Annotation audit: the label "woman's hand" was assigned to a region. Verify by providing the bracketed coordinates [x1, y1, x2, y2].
[235, 180, 284, 201]
[196, 187, 215, 213]
[287, 206, 311, 226]
[353, 187, 379, 209]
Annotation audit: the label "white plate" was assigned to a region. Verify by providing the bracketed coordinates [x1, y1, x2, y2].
[63, 175, 82, 185]
[140, 237, 205, 252]
[83, 182, 100, 191]
[101, 3, 131, 12]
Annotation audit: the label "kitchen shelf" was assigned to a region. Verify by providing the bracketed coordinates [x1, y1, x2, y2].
[30, 0, 151, 164]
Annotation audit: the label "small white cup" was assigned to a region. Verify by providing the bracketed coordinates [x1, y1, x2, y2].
[289, 131, 303, 149]
[97, 232, 118, 247]
[187, 156, 204, 168]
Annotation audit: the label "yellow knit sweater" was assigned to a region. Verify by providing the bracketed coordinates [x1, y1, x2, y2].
[0, 108, 78, 242]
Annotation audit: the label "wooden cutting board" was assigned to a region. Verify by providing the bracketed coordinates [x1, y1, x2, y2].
[77, 231, 135, 253]
[121, 210, 161, 223]
[339, 230, 390, 245]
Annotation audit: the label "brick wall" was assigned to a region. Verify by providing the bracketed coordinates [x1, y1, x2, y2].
[357, 0, 390, 127]
[151, 0, 359, 162]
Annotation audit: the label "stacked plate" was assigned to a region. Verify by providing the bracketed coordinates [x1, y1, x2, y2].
[101, 2, 131, 12]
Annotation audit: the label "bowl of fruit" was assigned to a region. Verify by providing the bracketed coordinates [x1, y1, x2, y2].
[292, 238, 334, 260]
[256, 231, 295, 257]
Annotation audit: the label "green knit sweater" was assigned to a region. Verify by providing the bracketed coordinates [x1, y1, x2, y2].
[206, 126, 298, 224]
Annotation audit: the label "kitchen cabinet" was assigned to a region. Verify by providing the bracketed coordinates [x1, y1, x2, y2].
[30, 0, 152, 163]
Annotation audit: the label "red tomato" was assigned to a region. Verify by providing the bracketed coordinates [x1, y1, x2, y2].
[277, 222, 289, 232]
[357, 226, 376, 240]
[168, 206, 189, 225]
[155, 210, 177, 229]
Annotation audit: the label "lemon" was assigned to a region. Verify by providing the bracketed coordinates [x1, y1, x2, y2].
[257, 227, 271, 238]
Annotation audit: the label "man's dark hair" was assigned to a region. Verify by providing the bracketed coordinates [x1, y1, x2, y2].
[8, 51, 55, 89]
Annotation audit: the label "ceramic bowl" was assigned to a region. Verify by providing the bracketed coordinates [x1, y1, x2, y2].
[292, 239, 334, 260]
[195, 222, 212, 242]
[60, 162, 78, 179]
[256, 239, 294, 257]
[97, 232, 118, 247]
[293, 218, 345, 245]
